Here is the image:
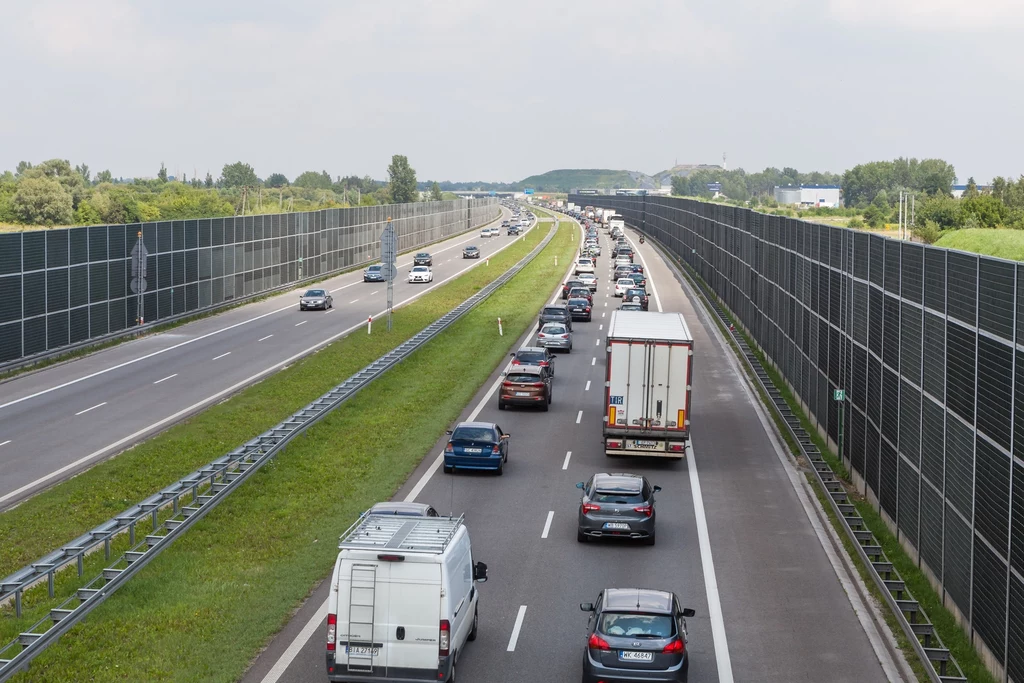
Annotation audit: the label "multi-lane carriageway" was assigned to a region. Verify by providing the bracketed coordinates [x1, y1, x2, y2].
[242, 221, 913, 683]
[0, 207, 526, 509]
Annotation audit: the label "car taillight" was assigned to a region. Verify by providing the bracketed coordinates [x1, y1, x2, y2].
[445, 443, 453, 453]
[634, 505, 653, 517]
[492, 444, 501, 454]
[561, 334, 569, 339]
[439, 620, 451, 656]
[588, 633, 611, 650]
[512, 359, 521, 365]
[531, 382, 546, 387]
[662, 638, 686, 654]
[582, 502, 601, 513]
[585, 307, 591, 312]
[539, 361, 549, 366]
[326, 613, 337, 651]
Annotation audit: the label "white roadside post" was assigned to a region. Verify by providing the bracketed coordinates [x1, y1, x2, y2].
[367, 316, 372, 335]
[498, 317, 503, 336]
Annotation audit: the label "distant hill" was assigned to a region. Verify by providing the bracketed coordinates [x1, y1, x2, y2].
[517, 169, 639, 192]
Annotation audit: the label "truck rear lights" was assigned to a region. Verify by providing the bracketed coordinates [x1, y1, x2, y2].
[326, 613, 337, 651]
[606, 440, 622, 449]
[669, 443, 685, 452]
[439, 620, 451, 656]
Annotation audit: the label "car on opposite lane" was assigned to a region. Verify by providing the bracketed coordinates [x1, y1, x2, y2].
[413, 252, 433, 266]
[498, 364, 552, 411]
[576, 472, 660, 544]
[299, 288, 333, 311]
[567, 297, 593, 322]
[538, 322, 573, 352]
[363, 264, 385, 282]
[463, 245, 481, 259]
[408, 265, 433, 283]
[443, 421, 510, 475]
[579, 588, 695, 683]
[510, 346, 556, 376]
[480, 226, 493, 238]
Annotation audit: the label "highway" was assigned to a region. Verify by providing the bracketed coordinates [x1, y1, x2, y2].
[241, 220, 909, 683]
[0, 207, 527, 509]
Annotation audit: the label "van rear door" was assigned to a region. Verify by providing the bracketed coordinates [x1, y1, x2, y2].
[385, 562, 442, 676]
[336, 560, 391, 675]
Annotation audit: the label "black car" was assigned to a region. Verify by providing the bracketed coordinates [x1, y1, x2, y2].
[413, 252, 433, 266]
[567, 297, 593, 322]
[624, 288, 649, 310]
[580, 588, 695, 683]
[562, 279, 587, 299]
[508, 225, 521, 235]
[629, 272, 648, 289]
[463, 245, 481, 259]
[510, 346, 556, 376]
[299, 288, 333, 311]
[539, 304, 573, 332]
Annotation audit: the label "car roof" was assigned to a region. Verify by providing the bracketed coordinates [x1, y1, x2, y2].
[465, 245, 478, 249]
[412, 265, 428, 269]
[455, 421, 498, 430]
[517, 345, 546, 353]
[603, 588, 674, 614]
[507, 364, 543, 375]
[618, 278, 636, 283]
[543, 305, 568, 311]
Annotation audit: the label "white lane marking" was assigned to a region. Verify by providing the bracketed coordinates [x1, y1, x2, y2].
[562, 450, 572, 470]
[0, 208, 516, 414]
[349, 300, 359, 304]
[541, 511, 554, 539]
[75, 402, 107, 416]
[604, 301, 607, 307]
[294, 321, 307, 327]
[595, 338, 600, 346]
[506, 606, 528, 652]
[599, 324, 603, 331]
[251, 210, 560, 683]
[575, 410, 583, 424]
[591, 357, 596, 366]
[258, 334, 274, 342]
[602, 312, 605, 318]
[327, 280, 361, 294]
[212, 352, 232, 360]
[0, 440, 11, 447]
[687, 440, 735, 681]
[585, 380, 591, 391]
[627, 236, 662, 312]
[370, 291, 379, 296]
[153, 374, 177, 385]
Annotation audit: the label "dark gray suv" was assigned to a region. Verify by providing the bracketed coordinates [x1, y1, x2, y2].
[539, 304, 573, 332]
[576, 473, 660, 544]
[580, 588, 695, 683]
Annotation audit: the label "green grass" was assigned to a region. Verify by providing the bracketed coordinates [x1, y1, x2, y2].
[3, 218, 576, 682]
[645, 238, 994, 683]
[0, 219, 550, 582]
[934, 227, 1024, 261]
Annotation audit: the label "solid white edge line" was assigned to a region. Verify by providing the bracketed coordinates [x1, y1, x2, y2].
[258, 335, 273, 342]
[0, 208, 514, 413]
[575, 410, 583, 424]
[687, 440, 735, 682]
[506, 605, 528, 652]
[153, 374, 177, 385]
[585, 380, 591, 391]
[250, 211, 573, 683]
[212, 352, 231, 360]
[74, 402, 107, 416]
[541, 511, 554, 539]
[562, 450, 572, 470]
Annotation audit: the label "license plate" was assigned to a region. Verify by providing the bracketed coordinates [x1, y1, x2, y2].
[573, 308, 583, 312]
[619, 650, 654, 662]
[345, 645, 379, 656]
[515, 392, 530, 397]
[603, 522, 630, 530]
[633, 440, 659, 448]
[464, 448, 482, 453]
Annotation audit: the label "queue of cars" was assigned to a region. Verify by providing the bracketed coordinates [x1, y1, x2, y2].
[326, 214, 695, 683]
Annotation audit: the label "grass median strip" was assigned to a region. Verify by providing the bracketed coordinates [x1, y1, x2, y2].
[0, 219, 550, 583]
[6, 217, 576, 682]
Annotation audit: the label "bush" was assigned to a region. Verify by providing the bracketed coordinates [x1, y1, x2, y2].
[913, 219, 941, 244]
[848, 217, 864, 228]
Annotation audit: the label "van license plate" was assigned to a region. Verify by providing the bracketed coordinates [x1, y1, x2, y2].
[619, 650, 654, 661]
[345, 646, 379, 656]
[603, 522, 629, 530]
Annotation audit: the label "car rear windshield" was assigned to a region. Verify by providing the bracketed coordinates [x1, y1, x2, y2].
[592, 490, 644, 504]
[598, 613, 675, 638]
[516, 351, 546, 363]
[568, 298, 589, 306]
[626, 290, 645, 297]
[416, 253, 429, 257]
[542, 307, 567, 316]
[506, 373, 541, 383]
[543, 325, 566, 334]
[452, 427, 496, 442]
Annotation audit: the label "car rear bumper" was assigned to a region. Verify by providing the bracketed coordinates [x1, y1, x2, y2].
[578, 514, 655, 539]
[445, 454, 502, 470]
[327, 652, 451, 681]
[582, 652, 687, 682]
[570, 313, 592, 321]
[500, 393, 547, 406]
[538, 339, 571, 349]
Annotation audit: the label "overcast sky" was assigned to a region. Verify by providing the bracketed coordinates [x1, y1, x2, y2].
[2, 0, 1022, 184]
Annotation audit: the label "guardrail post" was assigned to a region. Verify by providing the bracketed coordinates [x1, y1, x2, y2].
[48, 571, 54, 598]
[15, 589, 21, 617]
[104, 538, 110, 560]
[77, 555, 84, 577]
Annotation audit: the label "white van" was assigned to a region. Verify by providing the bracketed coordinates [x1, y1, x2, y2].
[326, 514, 488, 682]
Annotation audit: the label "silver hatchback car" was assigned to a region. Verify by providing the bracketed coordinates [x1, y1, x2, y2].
[537, 322, 573, 352]
[576, 473, 660, 545]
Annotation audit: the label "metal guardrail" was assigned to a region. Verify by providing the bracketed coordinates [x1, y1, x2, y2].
[647, 232, 967, 683]
[0, 211, 558, 681]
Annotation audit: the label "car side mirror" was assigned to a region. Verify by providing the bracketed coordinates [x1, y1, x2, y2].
[474, 561, 488, 582]
[580, 602, 594, 612]
[681, 608, 695, 618]
[575, 482, 585, 490]
[653, 485, 662, 493]
[445, 430, 453, 436]
[510, 352, 516, 358]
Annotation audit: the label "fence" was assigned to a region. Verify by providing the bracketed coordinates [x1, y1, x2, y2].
[0, 199, 499, 366]
[571, 193, 1023, 682]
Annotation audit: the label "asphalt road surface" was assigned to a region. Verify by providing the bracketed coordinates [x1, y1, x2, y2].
[0, 207, 537, 509]
[241, 221, 907, 683]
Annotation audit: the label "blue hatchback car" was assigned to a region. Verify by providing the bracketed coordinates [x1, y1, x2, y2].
[443, 422, 510, 476]
[363, 264, 384, 282]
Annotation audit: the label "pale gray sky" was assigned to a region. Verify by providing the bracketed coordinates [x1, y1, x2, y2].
[2, 0, 1022, 183]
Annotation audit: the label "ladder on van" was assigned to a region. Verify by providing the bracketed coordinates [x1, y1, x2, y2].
[346, 564, 378, 673]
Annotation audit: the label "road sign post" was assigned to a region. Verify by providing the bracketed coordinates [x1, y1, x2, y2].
[130, 231, 148, 325]
[834, 389, 846, 461]
[380, 219, 397, 331]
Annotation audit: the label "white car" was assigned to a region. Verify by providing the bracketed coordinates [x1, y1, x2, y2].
[578, 273, 598, 291]
[614, 256, 632, 269]
[490, 227, 502, 237]
[408, 265, 433, 283]
[615, 278, 635, 297]
[575, 258, 595, 275]
[480, 227, 492, 238]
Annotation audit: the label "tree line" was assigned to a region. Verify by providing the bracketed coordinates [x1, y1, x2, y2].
[0, 155, 446, 228]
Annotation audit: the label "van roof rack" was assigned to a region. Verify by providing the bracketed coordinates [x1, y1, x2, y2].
[338, 514, 466, 554]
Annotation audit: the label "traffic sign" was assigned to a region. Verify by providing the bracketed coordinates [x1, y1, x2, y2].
[380, 225, 397, 264]
[834, 389, 846, 401]
[379, 263, 397, 281]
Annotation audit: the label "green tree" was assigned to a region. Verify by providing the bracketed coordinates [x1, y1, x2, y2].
[293, 170, 332, 189]
[863, 204, 885, 229]
[91, 186, 143, 224]
[12, 177, 74, 226]
[73, 200, 103, 225]
[15, 161, 33, 176]
[220, 162, 258, 188]
[266, 173, 289, 188]
[429, 181, 443, 201]
[95, 169, 113, 184]
[916, 193, 961, 229]
[873, 189, 889, 209]
[157, 163, 168, 183]
[960, 194, 1005, 227]
[963, 177, 979, 199]
[74, 163, 90, 184]
[387, 155, 417, 203]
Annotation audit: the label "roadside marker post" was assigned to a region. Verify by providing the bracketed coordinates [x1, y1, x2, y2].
[498, 317, 503, 336]
[367, 316, 372, 335]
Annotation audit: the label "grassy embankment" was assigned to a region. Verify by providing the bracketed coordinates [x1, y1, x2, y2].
[4, 213, 574, 682]
[934, 227, 1024, 260]
[0, 216, 557, 620]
